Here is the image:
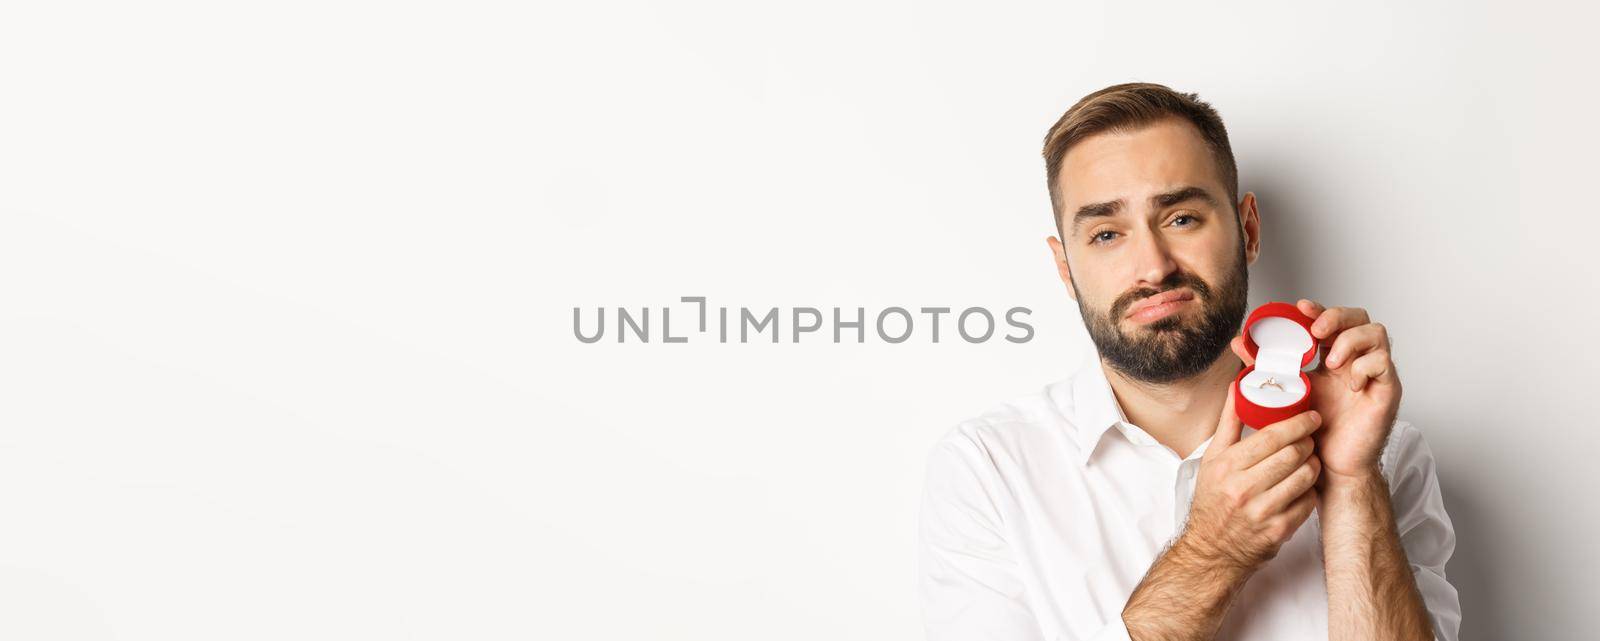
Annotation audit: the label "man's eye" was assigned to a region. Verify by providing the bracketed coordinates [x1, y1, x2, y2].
[1090, 230, 1119, 245]
[1171, 214, 1197, 227]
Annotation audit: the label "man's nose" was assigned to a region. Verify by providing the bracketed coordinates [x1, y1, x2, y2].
[1129, 229, 1178, 287]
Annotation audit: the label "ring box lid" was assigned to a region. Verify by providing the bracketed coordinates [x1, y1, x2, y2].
[1241, 301, 1319, 375]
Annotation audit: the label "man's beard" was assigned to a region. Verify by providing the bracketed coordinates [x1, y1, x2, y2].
[1075, 252, 1248, 385]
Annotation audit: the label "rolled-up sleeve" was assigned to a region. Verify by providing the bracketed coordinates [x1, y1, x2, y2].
[1382, 421, 1463, 641]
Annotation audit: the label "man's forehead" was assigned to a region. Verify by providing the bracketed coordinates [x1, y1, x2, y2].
[1056, 119, 1224, 212]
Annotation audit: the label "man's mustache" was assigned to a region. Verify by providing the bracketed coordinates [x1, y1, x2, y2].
[1112, 276, 1211, 320]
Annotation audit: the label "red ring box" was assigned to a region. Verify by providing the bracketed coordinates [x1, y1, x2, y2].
[1232, 301, 1319, 428]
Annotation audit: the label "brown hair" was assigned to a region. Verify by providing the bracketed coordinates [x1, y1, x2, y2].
[1041, 82, 1238, 236]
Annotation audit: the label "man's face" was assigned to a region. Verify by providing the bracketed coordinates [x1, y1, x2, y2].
[1047, 118, 1258, 384]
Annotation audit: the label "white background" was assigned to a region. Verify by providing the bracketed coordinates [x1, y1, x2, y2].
[2, 1, 1595, 639]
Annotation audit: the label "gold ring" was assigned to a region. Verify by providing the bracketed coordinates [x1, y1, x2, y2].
[1258, 376, 1285, 392]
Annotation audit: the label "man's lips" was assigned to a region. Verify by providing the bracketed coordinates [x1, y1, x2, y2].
[1124, 289, 1195, 320]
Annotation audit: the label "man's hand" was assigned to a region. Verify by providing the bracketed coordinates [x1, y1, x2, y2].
[1181, 381, 1323, 568]
[1121, 383, 1321, 640]
[1231, 301, 1434, 641]
[1230, 299, 1401, 483]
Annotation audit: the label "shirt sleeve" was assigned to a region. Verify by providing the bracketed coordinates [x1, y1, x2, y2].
[1381, 421, 1463, 641]
[917, 428, 1135, 641]
[918, 429, 1049, 641]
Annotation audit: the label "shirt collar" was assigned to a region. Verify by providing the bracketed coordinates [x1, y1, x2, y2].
[1067, 350, 1129, 467]
[1064, 350, 1255, 466]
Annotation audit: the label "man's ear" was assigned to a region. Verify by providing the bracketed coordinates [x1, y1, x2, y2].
[1045, 236, 1078, 301]
[1238, 191, 1262, 266]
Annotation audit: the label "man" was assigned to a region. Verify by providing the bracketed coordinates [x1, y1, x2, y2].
[917, 83, 1460, 640]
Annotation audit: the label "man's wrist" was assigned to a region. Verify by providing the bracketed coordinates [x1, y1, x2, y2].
[1170, 527, 1258, 578]
[1123, 532, 1258, 640]
[1319, 463, 1385, 495]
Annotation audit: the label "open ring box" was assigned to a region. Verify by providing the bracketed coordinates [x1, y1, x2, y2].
[1232, 301, 1319, 428]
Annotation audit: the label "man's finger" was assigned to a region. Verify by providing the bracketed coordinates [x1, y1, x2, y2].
[1248, 454, 1321, 516]
[1244, 435, 1315, 494]
[1207, 381, 1244, 457]
[1347, 349, 1395, 392]
[1230, 334, 1254, 367]
[1309, 305, 1370, 341]
[1324, 323, 1388, 370]
[1235, 410, 1322, 468]
[1279, 486, 1319, 533]
[1297, 299, 1334, 366]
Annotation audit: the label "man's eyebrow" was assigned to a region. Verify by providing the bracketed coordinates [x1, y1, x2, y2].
[1070, 200, 1122, 236]
[1151, 185, 1219, 209]
[1069, 186, 1221, 237]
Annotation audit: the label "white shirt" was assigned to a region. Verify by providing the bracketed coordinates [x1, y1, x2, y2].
[918, 350, 1461, 640]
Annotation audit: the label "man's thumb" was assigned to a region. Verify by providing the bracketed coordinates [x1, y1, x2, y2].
[1208, 381, 1243, 455]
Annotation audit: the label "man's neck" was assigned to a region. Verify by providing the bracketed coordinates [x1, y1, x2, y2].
[1101, 350, 1244, 459]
